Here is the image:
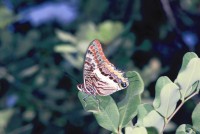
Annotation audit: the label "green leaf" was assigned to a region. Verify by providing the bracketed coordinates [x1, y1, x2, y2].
[76, 22, 99, 41]
[153, 76, 180, 118]
[118, 71, 144, 128]
[126, 126, 147, 134]
[136, 104, 154, 126]
[139, 39, 152, 51]
[0, 7, 14, 29]
[124, 121, 135, 134]
[118, 95, 140, 128]
[142, 110, 165, 133]
[137, 104, 165, 133]
[179, 52, 198, 72]
[98, 21, 124, 43]
[54, 45, 77, 53]
[78, 92, 120, 132]
[55, 29, 77, 43]
[78, 92, 99, 112]
[192, 103, 200, 132]
[146, 127, 159, 134]
[126, 71, 144, 95]
[176, 124, 195, 134]
[0, 109, 15, 133]
[185, 80, 200, 100]
[175, 53, 200, 99]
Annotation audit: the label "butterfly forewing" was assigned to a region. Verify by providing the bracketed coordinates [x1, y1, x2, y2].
[77, 39, 129, 96]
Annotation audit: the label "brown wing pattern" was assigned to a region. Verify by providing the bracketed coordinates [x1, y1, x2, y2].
[82, 39, 129, 96]
[83, 40, 112, 95]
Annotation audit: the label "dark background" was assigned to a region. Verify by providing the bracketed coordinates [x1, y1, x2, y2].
[0, 0, 200, 133]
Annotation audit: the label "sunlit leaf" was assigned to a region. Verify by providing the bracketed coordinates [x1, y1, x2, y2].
[137, 104, 165, 133]
[126, 126, 147, 134]
[143, 110, 165, 133]
[185, 80, 200, 100]
[153, 76, 180, 118]
[175, 56, 200, 100]
[118, 71, 143, 128]
[178, 52, 198, 72]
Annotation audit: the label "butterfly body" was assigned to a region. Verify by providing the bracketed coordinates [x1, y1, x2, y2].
[77, 39, 129, 96]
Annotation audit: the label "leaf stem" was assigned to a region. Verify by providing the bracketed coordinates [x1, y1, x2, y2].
[117, 127, 122, 134]
[164, 91, 198, 130]
[165, 100, 184, 125]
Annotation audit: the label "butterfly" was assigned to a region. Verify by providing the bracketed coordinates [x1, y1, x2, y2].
[77, 39, 129, 100]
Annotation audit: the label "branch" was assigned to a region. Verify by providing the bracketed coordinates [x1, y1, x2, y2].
[160, 0, 176, 27]
[164, 90, 199, 130]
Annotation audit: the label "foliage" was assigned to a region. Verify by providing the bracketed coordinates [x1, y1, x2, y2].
[79, 52, 200, 133]
[0, 0, 200, 133]
[0, 6, 15, 29]
[54, 21, 124, 69]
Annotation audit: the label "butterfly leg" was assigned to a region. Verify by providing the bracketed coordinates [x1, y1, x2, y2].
[82, 94, 89, 103]
[93, 95, 100, 111]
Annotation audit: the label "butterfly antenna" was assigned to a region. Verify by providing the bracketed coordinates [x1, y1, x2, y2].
[64, 72, 80, 84]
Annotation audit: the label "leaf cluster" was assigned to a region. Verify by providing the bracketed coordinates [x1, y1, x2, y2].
[78, 52, 200, 133]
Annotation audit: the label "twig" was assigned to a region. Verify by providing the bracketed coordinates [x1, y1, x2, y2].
[164, 91, 199, 130]
[165, 100, 184, 126]
[160, 0, 176, 27]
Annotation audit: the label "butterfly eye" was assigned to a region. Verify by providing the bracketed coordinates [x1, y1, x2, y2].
[121, 82, 127, 88]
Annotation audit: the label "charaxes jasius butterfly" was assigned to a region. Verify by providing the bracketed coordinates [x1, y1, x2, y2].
[77, 39, 129, 101]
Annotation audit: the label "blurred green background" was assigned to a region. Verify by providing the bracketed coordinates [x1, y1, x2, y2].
[0, 0, 200, 133]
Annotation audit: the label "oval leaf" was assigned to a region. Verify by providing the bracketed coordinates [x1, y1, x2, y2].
[126, 71, 144, 95]
[117, 71, 144, 128]
[78, 92, 120, 132]
[192, 102, 200, 132]
[153, 76, 180, 118]
[175, 53, 200, 99]
[153, 76, 173, 108]
[178, 52, 198, 72]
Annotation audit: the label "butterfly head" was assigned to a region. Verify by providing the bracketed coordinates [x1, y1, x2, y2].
[118, 77, 129, 90]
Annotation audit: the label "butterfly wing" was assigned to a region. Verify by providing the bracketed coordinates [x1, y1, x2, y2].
[81, 40, 98, 95]
[82, 39, 129, 96]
